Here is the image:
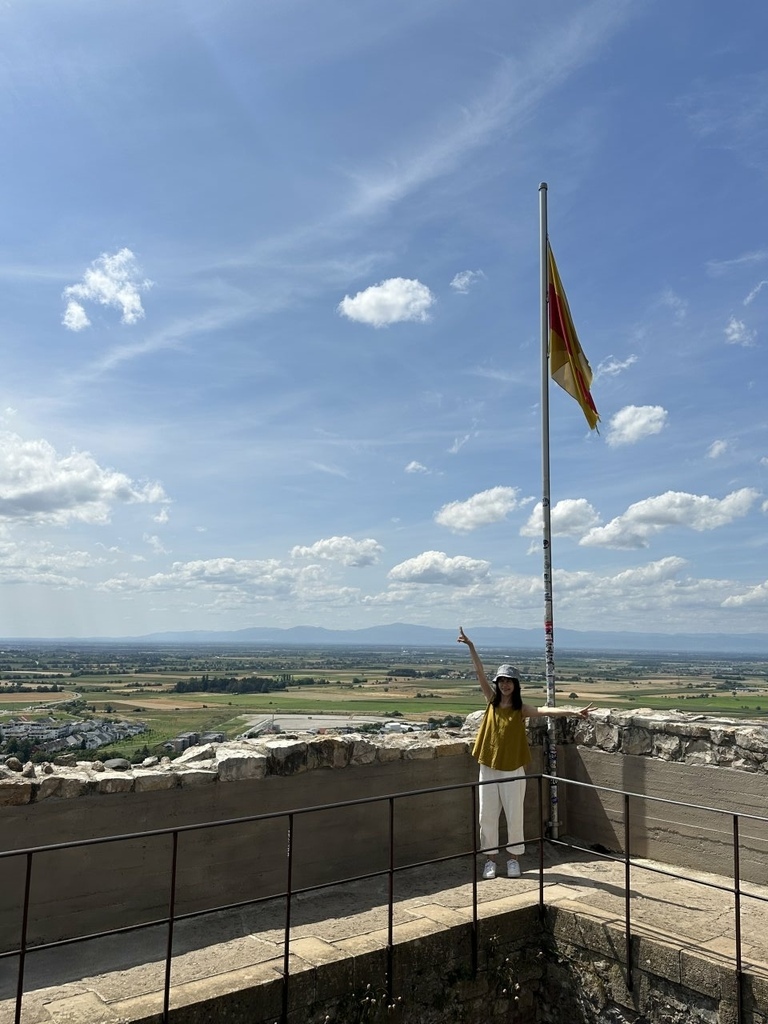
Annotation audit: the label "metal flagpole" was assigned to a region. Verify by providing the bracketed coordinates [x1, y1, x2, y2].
[538, 181, 559, 839]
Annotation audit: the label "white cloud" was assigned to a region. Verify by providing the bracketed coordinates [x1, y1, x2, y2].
[661, 288, 687, 322]
[337, 277, 435, 328]
[102, 557, 297, 596]
[405, 461, 428, 474]
[706, 250, 768, 276]
[62, 248, 151, 330]
[290, 535, 383, 567]
[707, 440, 728, 459]
[448, 432, 475, 454]
[0, 537, 100, 587]
[387, 550, 490, 585]
[744, 280, 768, 305]
[450, 269, 485, 294]
[595, 354, 637, 380]
[309, 462, 350, 478]
[611, 555, 689, 586]
[153, 507, 170, 524]
[0, 431, 167, 525]
[435, 486, 520, 532]
[581, 488, 759, 549]
[724, 316, 756, 346]
[467, 366, 521, 383]
[62, 300, 91, 332]
[520, 498, 601, 538]
[722, 581, 768, 608]
[143, 533, 169, 555]
[101, 555, 367, 610]
[606, 405, 668, 447]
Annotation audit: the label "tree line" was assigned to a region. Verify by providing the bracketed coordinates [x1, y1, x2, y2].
[172, 674, 330, 694]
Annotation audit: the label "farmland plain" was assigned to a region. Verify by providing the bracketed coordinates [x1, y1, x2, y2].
[1, 642, 766, 761]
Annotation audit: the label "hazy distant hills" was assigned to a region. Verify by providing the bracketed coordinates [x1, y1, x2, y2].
[31, 622, 767, 655]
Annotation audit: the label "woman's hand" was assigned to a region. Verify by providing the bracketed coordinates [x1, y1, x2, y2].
[576, 703, 597, 719]
[457, 626, 472, 646]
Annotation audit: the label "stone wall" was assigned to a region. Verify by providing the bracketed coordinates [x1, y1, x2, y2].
[83, 901, 766, 1023]
[566, 709, 768, 881]
[2, 709, 768, 955]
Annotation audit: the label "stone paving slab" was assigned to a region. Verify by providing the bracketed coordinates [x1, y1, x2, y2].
[1, 845, 767, 1024]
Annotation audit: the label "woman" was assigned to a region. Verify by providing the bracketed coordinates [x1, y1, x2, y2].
[458, 627, 594, 880]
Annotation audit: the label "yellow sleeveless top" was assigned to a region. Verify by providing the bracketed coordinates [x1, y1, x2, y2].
[471, 705, 531, 772]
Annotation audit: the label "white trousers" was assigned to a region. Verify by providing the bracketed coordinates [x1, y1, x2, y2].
[478, 763, 526, 857]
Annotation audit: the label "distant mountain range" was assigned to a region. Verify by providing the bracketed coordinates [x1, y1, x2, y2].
[7, 622, 767, 655]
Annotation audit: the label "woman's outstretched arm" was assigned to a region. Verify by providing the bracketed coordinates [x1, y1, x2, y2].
[523, 702, 596, 720]
[457, 627, 494, 704]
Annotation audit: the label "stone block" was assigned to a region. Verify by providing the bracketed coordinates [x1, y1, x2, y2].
[311, 955, 355, 1004]
[265, 739, 308, 775]
[176, 768, 218, 787]
[621, 728, 653, 756]
[175, 744, 217, 764]
[375, 744, 403, 763]
[652, 733, 682, 760]
[36, 773, 90, 801]
[402, 742, 435, 760]
[434, 739, 469, 757]
[714, 963, 740, 1004]
[477, 905, 540, 951]
[733, 726, 768, 753]
[306, 737, 351, 770]
[349, 738, 377, 765]
[0, 778, 34, 806]
[682, 738, 717, 766]
[351, 945, 389, 994]
[96, 772, 135, 794]
[133, 769, 179, 792]
[680, 948, 721, 998]
[634, 933, 681, 983]
[547, 908, 627, 962]
[216, 750, 268, 781]
[43, 989, 124, 1023]
[593, 720, 622, 753]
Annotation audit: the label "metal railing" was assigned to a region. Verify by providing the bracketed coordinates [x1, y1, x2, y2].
[1, 772, 767, 1024]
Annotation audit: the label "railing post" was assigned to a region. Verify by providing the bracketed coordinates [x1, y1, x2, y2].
[14, 851, 33, 1024]
[538, 775, 545, 918]
[470, 782, 478, 977]
[281, 812, 294, 1024]
[623, 793, 633, 992]
[162, 831, 179, 1024]
[733, 814, 743, 1024]
[387, 796, 395, 1003]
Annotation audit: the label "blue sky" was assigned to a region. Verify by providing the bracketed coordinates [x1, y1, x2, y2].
[0, 0, 767, 639]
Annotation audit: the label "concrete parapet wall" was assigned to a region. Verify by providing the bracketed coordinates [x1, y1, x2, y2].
[2, 710, 768, 954]
[0, 734, 489, 952]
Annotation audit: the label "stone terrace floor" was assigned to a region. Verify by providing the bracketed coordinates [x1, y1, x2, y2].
[2, 843, 767, 1024]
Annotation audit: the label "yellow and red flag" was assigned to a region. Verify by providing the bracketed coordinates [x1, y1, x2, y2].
[547, 244, 600, 431]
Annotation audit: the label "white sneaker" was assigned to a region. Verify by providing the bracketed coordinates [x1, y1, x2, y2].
[482, 860, 497, 880]
[507, 858, 521, 878]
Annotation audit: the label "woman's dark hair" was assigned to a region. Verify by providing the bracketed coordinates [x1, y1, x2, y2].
[492, 677, 522, 710]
